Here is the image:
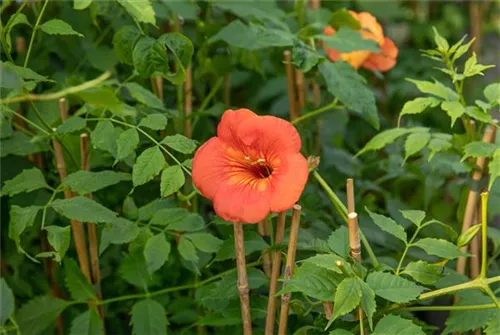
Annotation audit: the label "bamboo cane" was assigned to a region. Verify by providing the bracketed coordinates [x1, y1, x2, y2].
[295, 70, 305, 113]
[234, 222, 252, 335]
[284, 51, 299, 121]
[258, 219, 272, 278]
[184, 66, 193, 138]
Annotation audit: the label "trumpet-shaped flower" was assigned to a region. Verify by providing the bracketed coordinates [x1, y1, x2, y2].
[192, 109, 308, 224]
[323, 11, 398, 72]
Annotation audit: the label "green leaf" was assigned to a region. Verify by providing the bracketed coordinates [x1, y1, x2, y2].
[9, 206, 41, 254]
[185, 233, 223, 253]
[366, 207, 407, 243]
[63, 171, 131, 195]
[484, 82, 500, 104]
[291, 42, 322, 72]
[0, 62, 52, 88]
[120, 253, 151, 289]
[489, 149, 500, 190]
[432, 26, 449, 53]
[209, 20, 295, 50]
[1, 132, 46, 157]
[117, 0, 156, 25]
[161, 134, 197, 154]
[78, 88, 122, 112]
[485, 314, 500, 335]
[412, 238, 467, 259]
[73, 0, 92, 10]
[407, 79, 458, 101]
[113, 26, 142, 65]
[160, 165, 185, 198]
[132, 146, 165, 186]
[130, 299, 168, 335]
[404, 131, 431, 161]
[318, 28, 379, 53]
[462, 141, 497, 162]
[64, 259, 96, 301]
[302, 254, 344, 273]
[440, 101, 465, 127]
[40, 19, 83, 37]
[4, 13, 31, 55]
[329, 8, 361, 30]
[17, 296, 70, 335]
[428, 133, 453, 161]
[138, 114, 168, 130]
[327, 226, 349, 258]
[166, 213, 205, 232]
[124, 83, 164, 109]
[402, 261, 442, 285]
[0, 278, 14, 325]
[56, 116, 86, 134]
[372, 315, 425, 335]
[319, 61, 379, 129]
[116, 128, 139, 161]
[286, 263, 342, 301]
[215, 231, 268, 261]
[358, 279, 376, 330]
[123, 196, 139, 220]
[158, 32, 194, 84]
[400, 210, 426, 227]
[463, 53, 494, 78]
[1, 168, 48, 196]
[90, 120, 117, 156]
[366, 271, 425, 303]
[133, 37, 168, 78]
[69, 309, 104, 335]
[329, 330, 354, 335]
[51, 196, 117, 223]
[150, 208, 189, 226]
[44, 226, 71, 262]
[451, 37, 474, 62]
[398, 97, 440, 124]
[100, 218, 140, 253]
[144, 233, 171, 275]
[357, 128, 411, 156]
[211, 0, 286, 29]
[178, 235, 198, 262]
[331, 277, 362, 322]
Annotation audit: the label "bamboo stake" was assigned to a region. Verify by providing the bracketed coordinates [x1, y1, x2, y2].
[469, 1, 482, 55]
[55, 98, 92, 282]
[224, 74, 231, 107]
[155, 76, 164, 101]
[284, 51, 299, 121]
[15, 36, 26, 55]
[258, 219, 272, 278]
[295, 70, 305, 113]
[278, 205, 302, 335]
[456, 124, 497, 276]
[265, 212, 287, 335]
[80, 133, 104, 319]
[184, 65, 193, 138]
[234, 222, 252, 335]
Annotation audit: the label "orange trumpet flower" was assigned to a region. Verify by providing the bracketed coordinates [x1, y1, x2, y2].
[192, 109, 309, 224]
[323, 11, 398, 72]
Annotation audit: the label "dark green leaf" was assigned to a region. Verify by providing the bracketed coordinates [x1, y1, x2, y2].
[90, 120, 117, 155]
[44, 226, 71, 262]
[133, 37, 168, 78]
[489, 149, 500, 190]
[100, 218, 140, 253]
[56, 116, 86, 134]
[366, 207, 407, 243]
[130, 299, 168, 335]
[327, 226, 349, 258]
[160, 165, 185, 197]
[1, 132, 47, 157]
[215, 231, 268, 261]
[329, 9, 361, 30]
[178, 235, 198, 262]
[1, 168, 48, 196]
[302, 254, 343, 273]
[40, 19, 83, 37]
[117, 0, 156, 25]
[69, 309, 104, 335]
[161, 134, 197, 154]
[132, 146, 165, 186]
[166, 213, 204, 232]
[367, 271, 425, 303]
[402, 261, 442, 285]
[331, 277, 362, 321]
[285, 263, 342, 301]
[113, 26, 142, 65]
[158, 32, 194, 84]
[17, 296, 70, 335]
[120, 253, 151, 289]
[63, 171, 131, 195]
[144, 234, 171, 275]
[64, 259, 96, 301]
[51, 196, 117, 223]
[150, 208, 189, 226]
[185, 233, 223, 253]
[358, 279, 376, 330]
[138, 114, 168, 130]
[116, 128, 139, 161]
[372, 315, 425, 335]
[9, 206, 41, 254]
[0, 278, 14, 325]
[291, 43, 322, 72]
[124, 83, 164, 109]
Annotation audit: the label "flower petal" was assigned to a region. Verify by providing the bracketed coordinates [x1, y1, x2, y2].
[268, 153, 309, 212]
[352, 11, 384, 46]
[192, 137, 228, 200]
[362, 37, 398, 72]
[217, 109, 257, 148]
[213, 182, 270, 224]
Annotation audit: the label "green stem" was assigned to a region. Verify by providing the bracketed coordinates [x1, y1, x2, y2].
[41, 189, 59, 229]
[30, 101, 53, 132]
[401, 303, 498, 312]
[480, 192, 488, 278]
[483, 285, 500, 309]
[24, 0, 49, 68]
[395, 222, 432, 274]
[419, 279, 482, 301]
[199, 77, 224, 114]
[1, 1, 27, 62]
[291, 99, 340, 125]
[2, 105, 51, 135]
[312, 170, 380, 268]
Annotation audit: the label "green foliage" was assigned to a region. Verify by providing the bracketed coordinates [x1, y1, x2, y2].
[63, 171, 131, 195]
[16, 296, 70, 335]
[130, 299, 168, 335]
[1, 167, 48, 196]
[64, 259, 96, 301]
[51, 197, 118, 223]
[412, 238, 466, 259]
[366, 272, 425, 303]
[0, 279, 14, 325]
[69, 309, 105, 335]
[132, 146, 165, 186]
[372, 315, 425, 335]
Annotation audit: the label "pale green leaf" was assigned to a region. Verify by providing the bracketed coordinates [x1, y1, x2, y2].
[398, 97, 440, 124]
[69, 309, 104, 335]
[144, 233, 171, 275]
[1, 168, 48, 196]
[318, 27, 379, 53]
[462, 141, 497, 162]
[366, 271, 424, 303]
[117, 0, 156, 25]
[400, 210, 426, 227]
[51, 196, 117, 223]
[407, 79, 458, 101]
[17, 296, 70, 335]
[484, 82, 500, 104]
[132, 146, 165, 186]
[73, 0, 92, 10]
[441, 101, 465, 127]
[138, 114, 168, 130]
[285, 263, 342, 301]
[116, 128, 139, 161]
[327, 226, 349, 258]
[372, 314, 425, 335]
[302, 254, 344, 273]
[412, 238, 468, 259]
[402, 261, 442, 285]
[40, 19, 83, 37]
[63, 171, 131, 195]
[489, 149, 500, 190]
[161, 134, 197, 154]
[432, 27, 449, 52]
[130, 299, 168, 335]
[357, 128, 411, 156]
[404, 131, 431, 161]
[366, 207, 407, 243]
[160, 165, 185, 197]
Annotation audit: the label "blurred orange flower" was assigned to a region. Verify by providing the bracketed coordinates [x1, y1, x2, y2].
[323, 11, 398, 72]
[192, 109, 308, 224]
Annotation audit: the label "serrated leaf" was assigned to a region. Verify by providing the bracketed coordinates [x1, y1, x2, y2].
[161, 134, 197, 154]
[44, 226, 70, 262]
[63, 171, 131, 195]
[40, 19, 83, 37]
[100, 218, 140, 253]
[120, 253, 151, 289]
[372, 314, 425, 335]
[124, 83, 164, 109]
[451, 37, 474, 62]
[9, 206, 41, 254]
[90, 120, 117, 156]
[366, 271, 425, 303]
[144, 234, 171, 275]
[484, 82, 500, 104]
[117, 0, 156, 25]
[465, 106, 493, 123]
[56, 116, 86, 134]
[165, 212, 204, 231]
[51, 197, 117, 223]
[402, 260, 442, 285]
[428, 133, 453, 161]
[412, 238, 467, 259]
[64, 259, 95, 301]
[160, 165, 185, 197]
[133, 37, 168, 78]
[319, 61, 379, 129]
[400, 210, 426, 227]
[150, 208, 189, 226]
[178, 235, 198, 262]
[398, 97, 440, 124]
[138, 114, 168, 130]
[1, 168, 48, 196]
[366, 207, 407, 243]
[489, 149, 500, 190]
[327, 227, 349, 258]
[404, 131, 431, 161]
[130, 299, 168, 335]
[441, 101, 465, 127]
[69, 309, 104, 335]
[185, 233, 223, 253]
[132, 146, 165, 186]
[113, 26, 142, 65]
[407, 79, 458, 101]
[0, 278, 14, 325]
[331, 277, 362, 322]
[358, 128, 411, 156]
[158, 32, 194, 84]
[17, 296, 70, 335]
[358, 279, 376, 330]
[1, 132, 46, 157]
[302, 254, 344, 273]
[286, 263, 342, 301]
[462, 141, 497, 162]
[116, 128, 139, 161]
[215, 231, 268, 261]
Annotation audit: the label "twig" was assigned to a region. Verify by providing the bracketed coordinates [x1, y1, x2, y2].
[265, 212, 287, 335]
[284, 51, 299, 121]
[80, 133, 104, 320]
[258, 219, 272, 278]
[470, 206, 480, 279]
[184, 66, 193, 138]
[233, 222, 252, 335]
[278, 205, 302, 335]
[224, 74, 231, 107]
